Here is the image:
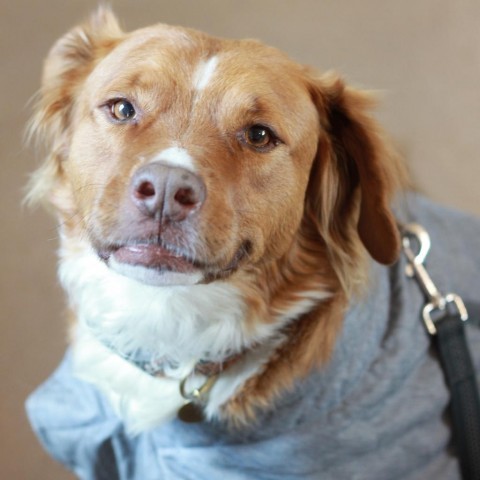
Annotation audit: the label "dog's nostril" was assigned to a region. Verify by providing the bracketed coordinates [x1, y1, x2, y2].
[174, 187, 196, 207]
[136, 181, 156, 198]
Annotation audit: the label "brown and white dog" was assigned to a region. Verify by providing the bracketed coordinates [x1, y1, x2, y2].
[28, 8, 406, 432]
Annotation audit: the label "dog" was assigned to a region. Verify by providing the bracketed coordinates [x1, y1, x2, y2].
[27, 7, 480, 480]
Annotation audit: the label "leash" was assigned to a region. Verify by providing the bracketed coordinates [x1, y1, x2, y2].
[402, 223, 480, 480]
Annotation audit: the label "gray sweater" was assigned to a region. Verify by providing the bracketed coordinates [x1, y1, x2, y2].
[26, 194, 480, 480]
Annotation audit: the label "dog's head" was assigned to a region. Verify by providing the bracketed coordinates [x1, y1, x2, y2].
[28, 7, 404, 292]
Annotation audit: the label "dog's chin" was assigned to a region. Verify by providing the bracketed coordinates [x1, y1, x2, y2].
[105, 244, 204, 287]
[108, 257, 204, 286]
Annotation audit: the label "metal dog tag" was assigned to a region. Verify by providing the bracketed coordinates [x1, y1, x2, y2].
[178, 402, 205, 423]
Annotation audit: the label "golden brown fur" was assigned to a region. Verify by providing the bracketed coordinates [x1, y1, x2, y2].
[28, 8, 407, 426]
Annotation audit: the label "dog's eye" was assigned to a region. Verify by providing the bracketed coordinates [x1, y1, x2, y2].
[244, 125, 275, 150]
[110, 99, 136, 122]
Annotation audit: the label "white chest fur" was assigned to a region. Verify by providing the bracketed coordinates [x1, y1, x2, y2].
[59, 246, 290, 431]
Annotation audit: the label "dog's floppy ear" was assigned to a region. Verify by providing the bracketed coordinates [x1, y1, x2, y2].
[26, 7, 122, 207]
[306, 73, 405, 267]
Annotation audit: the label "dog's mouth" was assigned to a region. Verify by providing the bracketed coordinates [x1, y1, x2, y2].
[111, 244, 197, 273]
[97, 243, 201, 286]
[97, 241, 251, 287]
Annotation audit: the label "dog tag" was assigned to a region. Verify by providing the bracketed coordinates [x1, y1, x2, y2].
[178, 402, 205, 423]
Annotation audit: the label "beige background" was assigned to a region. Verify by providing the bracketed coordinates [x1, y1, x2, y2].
[1, 1, 479, 478]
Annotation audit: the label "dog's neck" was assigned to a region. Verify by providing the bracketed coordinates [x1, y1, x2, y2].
[59, 228, 333, 367]
[61, 250, 286, 365]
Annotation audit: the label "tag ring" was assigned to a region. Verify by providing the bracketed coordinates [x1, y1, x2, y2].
[179, 374, 218, 402]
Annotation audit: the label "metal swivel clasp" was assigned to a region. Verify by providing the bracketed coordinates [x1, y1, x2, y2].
[402, 223, 468, 335]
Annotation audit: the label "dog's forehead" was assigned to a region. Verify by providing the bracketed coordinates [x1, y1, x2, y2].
[89, 24, 307, 98]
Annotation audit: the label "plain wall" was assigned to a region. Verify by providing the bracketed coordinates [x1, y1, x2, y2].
[1, 1, 479, 478]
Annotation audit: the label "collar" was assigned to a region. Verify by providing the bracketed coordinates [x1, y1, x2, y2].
[102, 341, 246, 379]
[101, 342, 248, 423]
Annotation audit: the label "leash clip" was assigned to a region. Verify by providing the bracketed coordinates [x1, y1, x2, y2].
[402, 223, 469, 335]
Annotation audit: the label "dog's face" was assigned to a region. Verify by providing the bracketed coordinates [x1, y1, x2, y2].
[30, 7, 402, 291]
[64, 26, 321, 287]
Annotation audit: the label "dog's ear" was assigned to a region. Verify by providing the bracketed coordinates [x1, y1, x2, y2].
[306, 73, 406, 267]
[37, 6, 122, 137]
[26, 7, 122, 207]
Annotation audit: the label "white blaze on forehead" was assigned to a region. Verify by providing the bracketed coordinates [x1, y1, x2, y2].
[152, 146, 196, 171]
[193, 56, 219, 91]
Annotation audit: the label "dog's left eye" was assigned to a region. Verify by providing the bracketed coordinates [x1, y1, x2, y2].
[244, 125, 277, 150]
[109, 99, 136, 122]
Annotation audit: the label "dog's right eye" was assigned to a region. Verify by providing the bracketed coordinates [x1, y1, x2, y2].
[109, 99, 136, 122]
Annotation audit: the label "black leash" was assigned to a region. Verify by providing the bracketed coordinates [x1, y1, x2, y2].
[402, 224, 480, 480]
[435, 313, 480, 480]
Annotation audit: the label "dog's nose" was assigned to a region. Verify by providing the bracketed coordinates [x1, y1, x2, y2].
[130, 163, 206, 221]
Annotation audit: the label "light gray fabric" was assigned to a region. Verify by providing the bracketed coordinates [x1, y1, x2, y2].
[26, 194, 480, 480]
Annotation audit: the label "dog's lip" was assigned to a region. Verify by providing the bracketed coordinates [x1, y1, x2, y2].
[97, 238, 252, 280]
[102, 244, 198, 274]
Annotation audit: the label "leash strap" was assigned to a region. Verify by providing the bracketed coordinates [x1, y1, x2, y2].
[435, 313, 480, 480]
[402, 223, 480, 480]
